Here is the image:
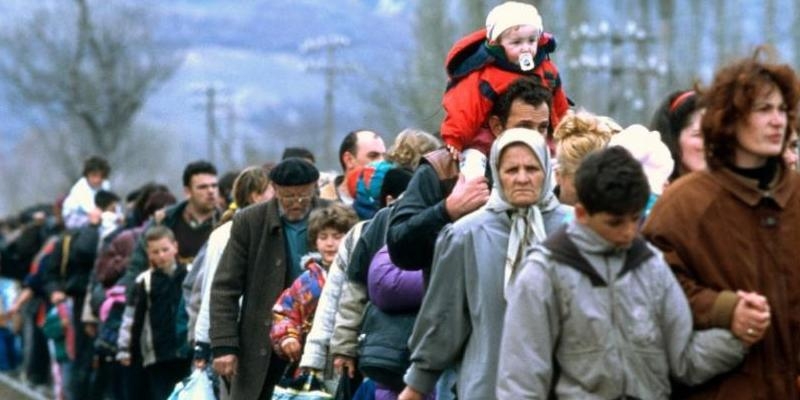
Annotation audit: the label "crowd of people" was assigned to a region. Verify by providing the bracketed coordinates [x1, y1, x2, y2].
[1, 2, 800, 399]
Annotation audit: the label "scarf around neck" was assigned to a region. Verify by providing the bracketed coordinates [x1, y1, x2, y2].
[484, 128, 552, 294]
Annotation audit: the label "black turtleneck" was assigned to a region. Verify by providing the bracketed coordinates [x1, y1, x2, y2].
[728, 158, 778, 190]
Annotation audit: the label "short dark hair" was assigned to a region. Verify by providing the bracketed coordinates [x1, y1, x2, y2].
[130, 183, 173, 226]
[307, 204, 358, 248]
[379, 167, 413, 207]
[338, 130, 362, 172]
[490, 77, 553, 127]
[218, 170, 240, 205]
[94, 190, 120, 211]
[575, 147, 650, 215]
[83, 156, 111, 178]
[282, 147, 316, 164]
[144, 225, 175, 243]
[182, 160, 217, 187]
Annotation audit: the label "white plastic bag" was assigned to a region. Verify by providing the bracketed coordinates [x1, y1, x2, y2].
[168, 368, 216, 400]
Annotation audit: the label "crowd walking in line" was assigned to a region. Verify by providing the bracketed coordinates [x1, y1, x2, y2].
[2, 2, 800, 399]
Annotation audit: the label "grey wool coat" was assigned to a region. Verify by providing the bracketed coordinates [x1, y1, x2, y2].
[210, 197, 329, 399]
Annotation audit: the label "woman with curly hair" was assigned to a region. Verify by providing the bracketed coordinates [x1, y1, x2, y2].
[643, 49, 800, 398]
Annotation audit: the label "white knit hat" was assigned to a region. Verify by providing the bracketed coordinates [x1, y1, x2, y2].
[608, 125, 674, 195]
[485, 1, 543, 43]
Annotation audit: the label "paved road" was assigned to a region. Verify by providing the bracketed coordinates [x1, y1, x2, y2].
[0, 373, 49, 400]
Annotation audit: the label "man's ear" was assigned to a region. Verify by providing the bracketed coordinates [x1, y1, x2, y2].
[342, 152, 356, 171]
[488, 115, 504, 137]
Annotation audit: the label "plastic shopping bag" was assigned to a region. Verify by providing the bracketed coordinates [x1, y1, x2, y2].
[272, 368, 332, 400]
[168, 368, 216, 400]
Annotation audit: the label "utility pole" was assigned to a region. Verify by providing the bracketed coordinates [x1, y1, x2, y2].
[193, 82, 235, 169]
[300, 34, 357, 169]
[205, 86, 218, 165]
[568, 20, 666, 125]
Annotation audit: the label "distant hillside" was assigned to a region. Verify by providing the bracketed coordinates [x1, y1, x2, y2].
[0, 0, 416, 164]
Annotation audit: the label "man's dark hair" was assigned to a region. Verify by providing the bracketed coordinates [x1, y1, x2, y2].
[282, 147, 316, 164]
[338, 129, 368, 172]
[83, 156, 111, 178]
[490, 77, 553, 127]
[182, 160, 217, 187]
[575, 146, 650, 215]
[94, 190, 120, 211]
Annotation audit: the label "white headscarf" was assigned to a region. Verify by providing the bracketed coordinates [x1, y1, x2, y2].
[484, 128, 551, 293]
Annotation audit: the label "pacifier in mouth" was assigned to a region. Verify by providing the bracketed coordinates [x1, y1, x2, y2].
[519, 53, 534, 71]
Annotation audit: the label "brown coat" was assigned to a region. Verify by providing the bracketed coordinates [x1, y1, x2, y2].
[210, 197, 329, 399]
[643, 168, 800, 399]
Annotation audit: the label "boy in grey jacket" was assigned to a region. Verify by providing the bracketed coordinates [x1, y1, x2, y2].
[497, 147, 750, 399]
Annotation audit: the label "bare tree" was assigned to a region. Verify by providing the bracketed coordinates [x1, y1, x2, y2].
[0, 0, 181, 179]
[365, 0, 454, 136]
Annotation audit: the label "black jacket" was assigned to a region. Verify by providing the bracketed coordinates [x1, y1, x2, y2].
[386, 159, 455, 272]
[130, 264, 190, 365]
[346, 205, 393, 285]
[44, 226, 100, 297]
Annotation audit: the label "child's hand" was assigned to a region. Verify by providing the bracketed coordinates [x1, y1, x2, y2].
[731, 290, 771, 345]
[280, 337, 302, 362]
[446, 144, 462, 162]
[119, 357, 131, 367]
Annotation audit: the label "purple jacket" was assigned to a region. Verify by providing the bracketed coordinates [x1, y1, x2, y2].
[367, 245, 425, 313]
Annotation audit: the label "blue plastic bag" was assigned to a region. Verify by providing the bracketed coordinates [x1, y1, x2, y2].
[168, 368, 216, 400]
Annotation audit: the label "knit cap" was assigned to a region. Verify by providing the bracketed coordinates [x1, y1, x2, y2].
[608, 124, 674, 195]
[486, 1, 543, 43]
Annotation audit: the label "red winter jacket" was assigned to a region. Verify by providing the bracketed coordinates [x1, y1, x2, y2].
[441, 29, 569, 153]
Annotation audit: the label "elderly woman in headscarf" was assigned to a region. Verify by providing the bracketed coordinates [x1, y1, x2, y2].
[398, 128, 570, 400]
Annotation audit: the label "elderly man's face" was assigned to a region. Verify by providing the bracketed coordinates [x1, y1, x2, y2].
[274, 182, 316, 222]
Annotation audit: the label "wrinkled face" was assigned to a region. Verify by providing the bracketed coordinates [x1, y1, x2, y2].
[185, 173, 219, 214]
[275, 183, 316, 222]
[498, 144, 545, 208]
[146, 237, 178, 270]
[316, 227, 344, 266]
[577, 205, 641, 249]
[678, 110, 707, 173]
[498, 25, 540, 65]
[734, 86, 788, 168]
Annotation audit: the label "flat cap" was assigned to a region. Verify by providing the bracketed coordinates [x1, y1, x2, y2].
[269, 157, 320, 186]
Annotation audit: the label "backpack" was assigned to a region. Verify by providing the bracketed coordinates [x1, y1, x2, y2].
[95, 301, 125, 361]
[94, 285, 127, 361]
[357, 302, 416, 392]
